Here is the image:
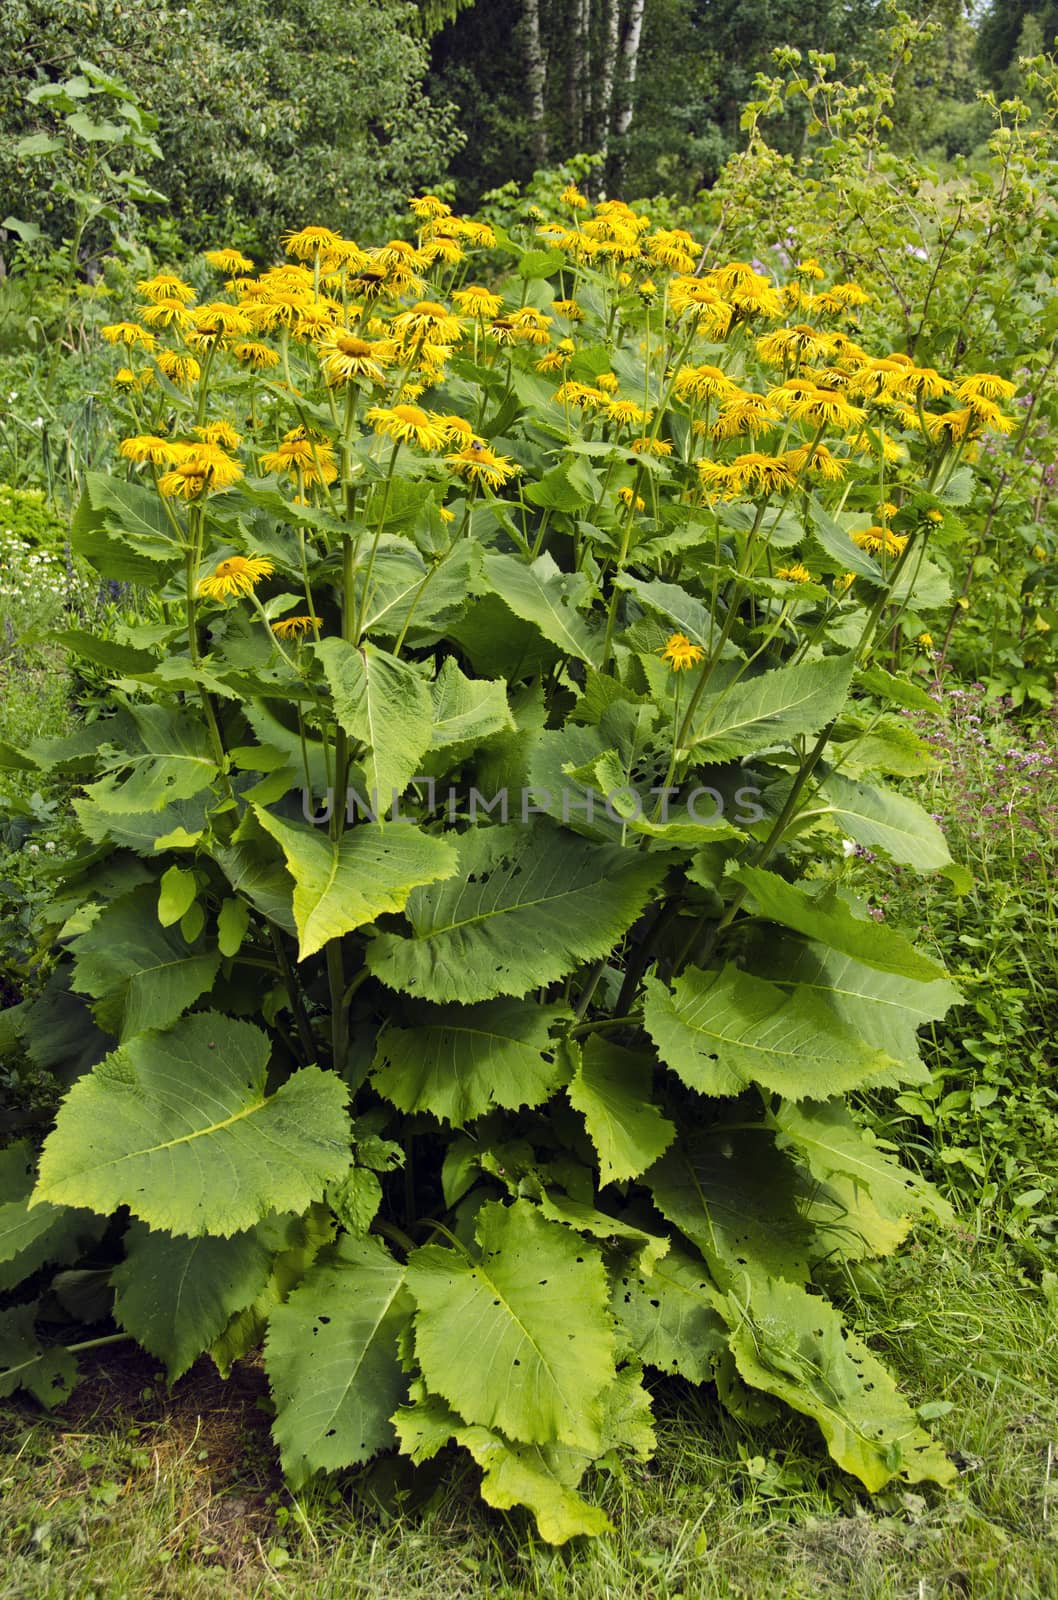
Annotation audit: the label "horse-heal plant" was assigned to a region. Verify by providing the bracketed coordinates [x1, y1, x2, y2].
[0, 193, 1011, 1541]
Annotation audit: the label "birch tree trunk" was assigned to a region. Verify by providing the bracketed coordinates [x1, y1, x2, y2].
[595, 0, 621, 165]
[522, 0, 549, 165]
[566, 0, 589, 148]
[609, 0, 645, 187]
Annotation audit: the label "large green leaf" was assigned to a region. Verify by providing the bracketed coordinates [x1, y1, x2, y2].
[69, 884, 220, 1041]
[537, 1191, 669, 1273]
[112, 1218, 282, 1380]
[371, 998, 569, 1125]
[81, 705, 218, 814]
[315, 638, 433, 805]
[612, 1242, 727, 1383]
[687, 655, 855, 761]
[734, 867, 946, 981]
[0, 1303, 78, 1407]
[769, 1099, 952, 1230]
[428, 658, 514, 763]
[34, 1013, 351, 1236]
[566, 1037, 676, 1186]
[0, 1143, 104, 1293]
[723, 1276, 956, 1489]
[815, 772, 951, 869]
[367, 820, 666, 1003]
[254, 808, 457, 961]
[405, 1200, 616, 1451]
[266, 1234, 414, 1486]
[482, 551, 600, 664]
[644, 964, 896, 1100]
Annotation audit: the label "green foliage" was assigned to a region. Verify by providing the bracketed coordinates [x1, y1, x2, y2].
[0, 182, 997, 1540]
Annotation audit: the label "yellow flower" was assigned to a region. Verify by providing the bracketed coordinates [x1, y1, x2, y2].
[232, 340, 281, 369]
[668, 277, 733, 336]
[631, 435, 672, 457]
[712, 393, 783, 440]
[659, 632, 705, 671]
[696, 460, 741, 500]
[786, 385, 866, 429]
[535, 348, 570, 374]
[796, 258, 825, 281]
[917, 632, 934, 649]
[195, 420, 242, 450]
[756, 324, 831, 368]
[155, 349, 201, 384]
[140, 298, 194, 330]
[781, 443, 845, 482]
[366, 404, 448, 451]
[112, 366, 142, 390]
[956, 372, 1017, 403]
[674, 364, 737, 404]
[431, 413, 476, 443]
[925, 509, 944, 524]
[119, 434, 185, 467]
[198, 555, 275, 600]
[204, 248, 255, 274]
[560, 183, 589, 209]
[444, 441, 520, 488]
[260, 429, 338, 486]
[551, 297, 583, 321]
[645, 228, 698, 273]
[137, 272, 196, 305]
[509, 306, 553, 345]
[555, 380, 607, 409]
[1032, 542, 1048, 561]
[852, 526, 908, 558]
[317, 330, 393, 386]
[185, 302, 251, 348]
[730, 451, 798, 495]
[419, 233, 465, 267]
[283, 225, 342, 259]
[100, 321, 157, 350]
[409, 193, 452, 220]
[618, 487, 646, 512]
[393, 300, 464, 345]
[595, 372, 620, 395]
[775, 563, 813, 583]
[159, 444, 243, 498]
[607, 399, 651, 428]
[453, 284, 503, 319]
[834, 572, 856, 594]
[438, 505, 456, 524]
[272, 614, 323, 639]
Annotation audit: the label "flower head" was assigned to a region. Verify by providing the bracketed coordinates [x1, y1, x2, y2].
[660, 632, 705, 671]
[197, 555, 274, 601]
[272, 614, 323, 639]
[444, 441, 520, 488]
[366, 404, 448, 452]
[204, 248, 255, 275]
[317, 330, 393, 387]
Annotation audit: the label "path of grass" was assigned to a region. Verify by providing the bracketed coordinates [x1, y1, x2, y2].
[2, 1227, 1055, 1600]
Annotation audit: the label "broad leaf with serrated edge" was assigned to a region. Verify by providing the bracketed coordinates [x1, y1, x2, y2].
[611, 1242, 727, 1383]
[687, 655, 855, 761]
[112, 1219, 282, 1380]
[33, 1012, 350, 1236]
[405, 1199, 616, 1451]
[69, 884, 220, 1041]
[81, 704, 217, 813]
[644, 964, 896, 1100]
[367, 820, 666, 1003]
[315, 638, 433, 804]
[0, 1142, 104, 1293]
[483, 551, 599, 664]
[815, 771, 951, 869]
[734, 867, 946, 981]
[254, 808, 457, 961]
[723, 1276, 955, 1489]
[566, 1037, 676, 1186]
[0, 1302, 78, 1406]
[371, 998, 569, 1125]
[428, 658, 514, 762]
[537, 1190, 669, 1273]
[266, 1234, 413, 1486]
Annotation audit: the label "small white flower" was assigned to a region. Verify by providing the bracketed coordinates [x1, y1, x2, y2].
[44, 841, 56, 853]
[27, 843, 39, 856]
[841, 838, 857, 858]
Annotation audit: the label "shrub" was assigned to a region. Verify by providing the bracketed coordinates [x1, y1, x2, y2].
[0, 192, 1020, 1538]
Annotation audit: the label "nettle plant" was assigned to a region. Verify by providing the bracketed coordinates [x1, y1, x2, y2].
[0, 190, 1013, 1539]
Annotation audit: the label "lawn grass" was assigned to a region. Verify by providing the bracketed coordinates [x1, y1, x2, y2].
[2, 1225, 1055, 1600]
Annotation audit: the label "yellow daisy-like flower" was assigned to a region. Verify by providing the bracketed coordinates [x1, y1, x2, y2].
[555, 380, 606, 409]
[140, 298, 194, 330]
[119, 434, 186, 467]
[260, 429, 339, 486]
[607, 398, 651, 428]
[595, 372, 619, 396]
[631, 435, 672, 457]
[231, 340, 280, 369]
[956, 372, 1017, 403]
[917, 632, 934, 649]
[674, 364, 738, 404]
[155, 349, 201, 385]
[159, 444, 243, 498]
[409, 193, 452, 220]
[852, 526, 908, 558]
[618, 487, 646, 512]
[204, 248, 254, 274]
[438, 505, 456, 524]
[536, 348, 570, 375]
[272, 614, 323, 639]
[195, 420, 242, 450]
[185, 302, 251, 348]
[756, 324, 832, 369]
[431, 413, 476, 444]
[393, 300, 464, 345]
[559, 183, 589, 210]
[366, 404, 448, 452]
[646, 228, 698, 274]
[101, 321, 157, 350]
[731, 451, 798, 495]
[781, 443, 846, 482]
[796, 258, 826, 281]
[137, 272, 196, 306]
[317, 330, 393, 387]
[659, 632, 705, 671]
[834, 572, 856, 594]
[419, 233, 465, 267]
[551, 298, 584, 321]
[775, 562, 813, 583]
[453, 285, 503, 319]
[668, 277, 733, 336]
[283, 225, 342, 260]
[713, 393, 783, 440]
[198, 555, 275, 600]
[696, 460, 741, 499]
[786, 385, 866, 430]
[444, 442, 520, 488]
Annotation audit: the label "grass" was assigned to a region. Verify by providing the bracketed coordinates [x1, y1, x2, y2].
[2, 1226, 1055, 1600]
